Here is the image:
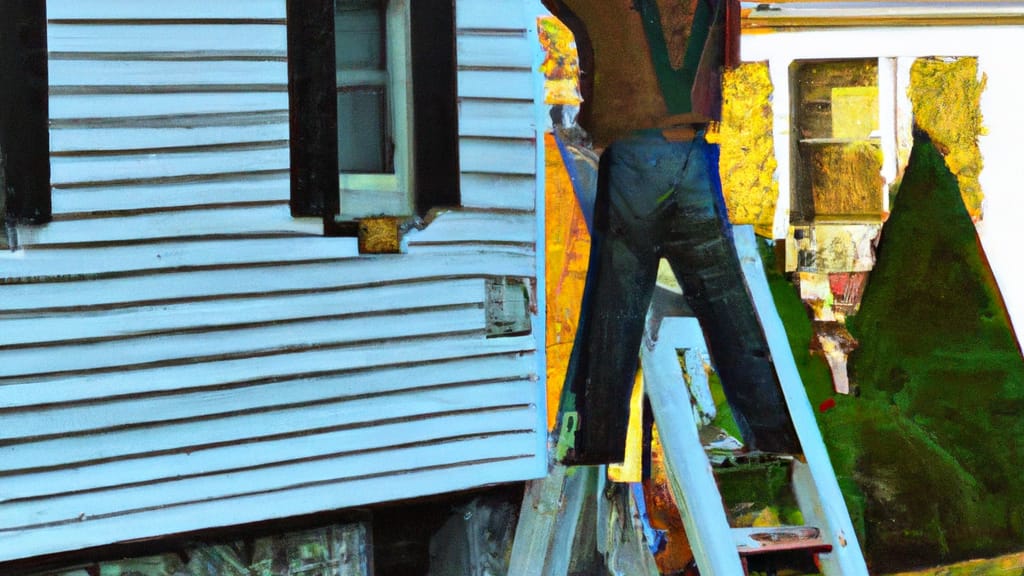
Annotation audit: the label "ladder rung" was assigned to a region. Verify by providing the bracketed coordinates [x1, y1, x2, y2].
[732, 526, 834, 556]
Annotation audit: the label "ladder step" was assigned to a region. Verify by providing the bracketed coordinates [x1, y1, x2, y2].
[732, 526, 833, 556]
[708, 448, 797, 468]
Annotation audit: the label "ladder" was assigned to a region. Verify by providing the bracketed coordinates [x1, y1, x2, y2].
[508, 226, 868, 575]
[640, 225, 868, 575]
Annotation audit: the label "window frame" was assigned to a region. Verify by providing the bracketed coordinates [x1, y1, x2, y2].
[335, 0, 415, 220]
[287, 0, 459, 229]
[789, 57, 887, 225]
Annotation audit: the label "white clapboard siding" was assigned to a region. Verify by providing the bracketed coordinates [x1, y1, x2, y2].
[457, 33, 534, 70]
[456, 0, 539, 217]
[406, 244, 537, 261]
[1, 455, 539, 564]
[6, 429, 537, 531]
[459, 100, 536, 139]
[18, 205, 320, 246]
[460, 138, 536, 175]
[2, 351, 530, 448]
[50, 173, 292, 214]
[5, 399, 529, 483]
[48, 24, 287, 54]
[3, 411, 533, 515]
[4, 403, 535, 502]
[47, 0, 286, 20]
[456, 0, 527, 31]
[42, 2, 291, 246]
[0, 0, 546, 564]
[50, 121, 291, 153]
[460, 173, 535, 210]
[49, 60, 289, 89]
[0, 306, 483, 380]
[50, 93, 289, 120]
[458, 69, 535, 101]
[0, 333, 536, 410]
[2, 379, 533, 475]
[0, 251, 534, 311]
[0, 236, 355, 279]
[407, 210, 535, 246]
[50, 145, 290, 185]
[0, 279, 482, 347]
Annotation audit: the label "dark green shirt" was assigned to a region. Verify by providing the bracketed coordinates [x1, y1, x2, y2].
[635, 0, 723, 116]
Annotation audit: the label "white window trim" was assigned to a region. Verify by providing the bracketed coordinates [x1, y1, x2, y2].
[792, 57, 897, 221]
[771, 57, 898, 229]
[338, 0, 414, 220]
[781, 56, 896, 271]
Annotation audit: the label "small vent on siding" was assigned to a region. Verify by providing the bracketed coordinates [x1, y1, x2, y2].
[485, 277, 531, 337]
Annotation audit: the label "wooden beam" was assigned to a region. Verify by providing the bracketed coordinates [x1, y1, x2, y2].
[507, 465, 568, 575]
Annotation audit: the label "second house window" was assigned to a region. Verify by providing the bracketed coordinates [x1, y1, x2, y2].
[791, 59, 884, 225]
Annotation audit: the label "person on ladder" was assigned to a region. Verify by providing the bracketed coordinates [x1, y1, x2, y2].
[548, 0, 801, 465]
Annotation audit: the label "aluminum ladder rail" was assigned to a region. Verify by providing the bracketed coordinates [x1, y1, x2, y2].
[640, 225, 869, 575]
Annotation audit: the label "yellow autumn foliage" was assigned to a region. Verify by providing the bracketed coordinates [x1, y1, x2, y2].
[537, 16, 582, 106]
[543, 134, 590, 430]
[909, 57, 987, 221]
[716, 62, 779, 237]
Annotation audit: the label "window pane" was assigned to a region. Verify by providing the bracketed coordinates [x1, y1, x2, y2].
[335, 0, 384, 70]
[794, 60, 877, 141]
[799, 140, 883, 217]
[338, 89, 390, 173]
[792, 59, 881, 222]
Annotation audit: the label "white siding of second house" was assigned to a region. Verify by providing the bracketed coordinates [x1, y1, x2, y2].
[0, 0, 544, 563]
[741, 22, 1024, 349]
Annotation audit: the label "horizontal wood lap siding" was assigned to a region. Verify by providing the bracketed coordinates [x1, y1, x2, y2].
[455, 0, 539, 212]
[5, 396, 536, 500]
[6, 426, 539, 531]
[42, 0, 303, 242]
[0, 0, 545, 564]
[0, 333, 542, 558]
[49, 93, 289, 120]
[1, 456, 538, 563]
[0, 248, 543, 561]
[406, 211, 535, 247]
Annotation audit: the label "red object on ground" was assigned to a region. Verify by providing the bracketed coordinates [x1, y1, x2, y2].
[819, 398, 837, 413]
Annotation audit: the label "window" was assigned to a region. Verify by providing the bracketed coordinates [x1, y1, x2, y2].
[334, 0, 412, 218]
[287, 0, 458, 226]
[786, 58, 892, 275]
[790, 59, 884, 225]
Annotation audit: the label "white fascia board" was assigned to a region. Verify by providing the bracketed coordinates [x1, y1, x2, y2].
[741, 24, 1024, 60]
[743, 2, 1024, 24]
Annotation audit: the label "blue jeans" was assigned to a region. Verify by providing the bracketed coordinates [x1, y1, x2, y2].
[565, 131, 800, 464]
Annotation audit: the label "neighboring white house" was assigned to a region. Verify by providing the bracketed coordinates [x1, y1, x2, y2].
[0, 0, 548, 564]
[740, 1, 1024, 344]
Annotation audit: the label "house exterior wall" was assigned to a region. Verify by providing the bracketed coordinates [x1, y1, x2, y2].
[740, 22, 1024, 345]
[0, 0, 547, 563]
